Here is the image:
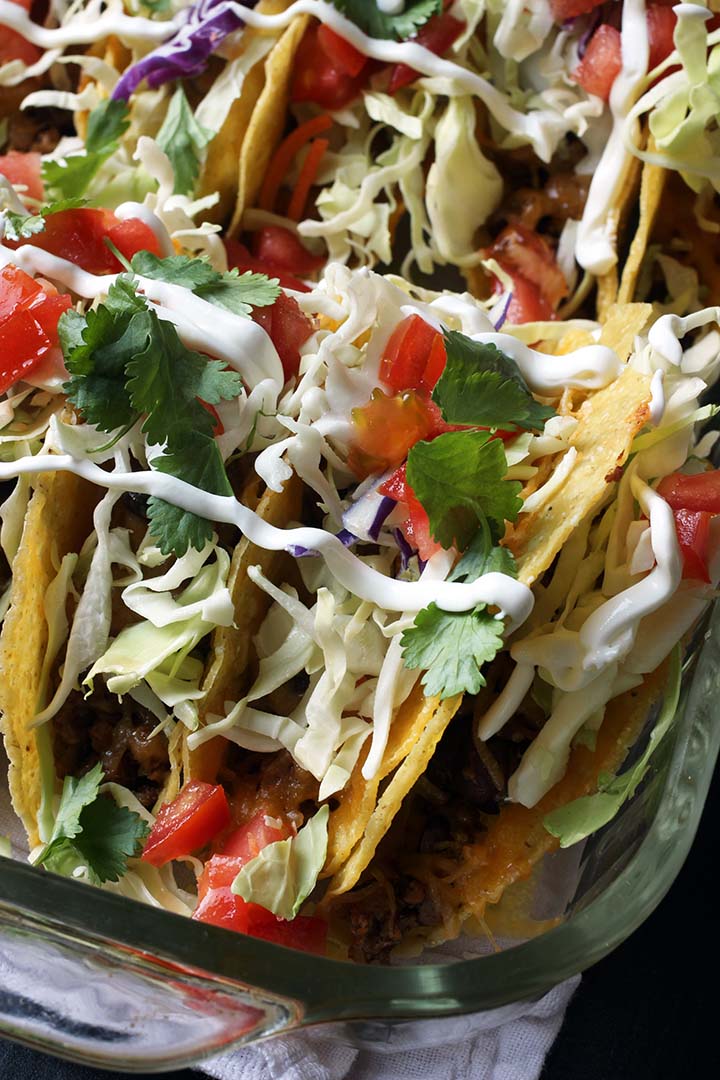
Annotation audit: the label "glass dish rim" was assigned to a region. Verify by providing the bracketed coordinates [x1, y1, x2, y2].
[1, 602, 717, 1028]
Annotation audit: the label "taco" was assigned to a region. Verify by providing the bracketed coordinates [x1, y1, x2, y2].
[2, 228, 717, 961]
[0, 0, 307, 228]
[215, 1, 687, 320]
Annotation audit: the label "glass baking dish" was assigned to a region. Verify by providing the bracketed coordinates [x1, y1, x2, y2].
[0, 598, 717, 1073]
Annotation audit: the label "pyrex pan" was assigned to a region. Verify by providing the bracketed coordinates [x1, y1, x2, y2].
[0, 594, 717, 1071]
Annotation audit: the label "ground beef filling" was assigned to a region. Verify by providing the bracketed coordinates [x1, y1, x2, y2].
[6, 107, 72, 155]
[52, 682, 169, 808]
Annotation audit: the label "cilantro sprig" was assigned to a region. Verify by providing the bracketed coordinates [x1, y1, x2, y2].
[130, 250, 280, 316]
[432, 332, 556, 433]
[156, 86, 213, 197]
[36, 763, 149, 885]
[60, 275, 245, 555]
[401, 527, 517, 699]
[43, 99, 130, 201]
[331, 0, 442, 39]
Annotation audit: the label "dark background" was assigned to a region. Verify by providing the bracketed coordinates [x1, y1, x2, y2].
[1, 774, 716, 1079]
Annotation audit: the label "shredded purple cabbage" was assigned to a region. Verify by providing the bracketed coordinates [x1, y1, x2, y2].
[112, 0, 255, 101]
[492, 291, 513, 330]
[287, 529, 357, 559]
[393, 528, 414, 573]
[368, 495, 396, 541]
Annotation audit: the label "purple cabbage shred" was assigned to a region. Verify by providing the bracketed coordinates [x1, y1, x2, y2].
[112, 1, 255, 101]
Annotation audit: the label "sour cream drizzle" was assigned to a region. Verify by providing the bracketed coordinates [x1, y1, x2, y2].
[0, 454, 535, 622]
[649, 369, 665, 426]
[649, 308, 720, 366]
[470, 332, 622, 393]
[511, 475, 682, 690]
[575, 0, 649, 274]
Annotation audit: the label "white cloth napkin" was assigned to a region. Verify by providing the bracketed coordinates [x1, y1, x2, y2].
[199, 976, 580, 1080]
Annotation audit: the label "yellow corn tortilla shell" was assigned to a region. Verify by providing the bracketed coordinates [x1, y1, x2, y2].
[227, 8, 310, 234]
[449, 658, 669, 920]
[507, 305, 653, 587]
[616, 140, 667, 307]
[186, 473, 303, 782]
[0, 472, 98, 848]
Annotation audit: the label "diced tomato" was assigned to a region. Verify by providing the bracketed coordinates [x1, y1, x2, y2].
[0, 31, 41, 69]
[379, 314, 446, 393]
[317, 25, 368, 77]
[379, 462, 409, 502]
[291, 23, 368, 109]
[349, 388, 448, 477]
[550, 0, 604, 19]
[499, 272, 556, 325]
[0, 266, 71, 393]
[647, 4, 677, 71]
[141, 782, 231, 868]
[199, 399, 224, 436]
[0, 309, 51, 395]
[673, 508, 712, 583]
[573, 24, 622, 101]
[193, 888, 327, 954]
[657, 470, 720, 514]
[0, 264, 42, 321]
[489, 224, 568, 310]
[193, 810, 326, 954]
[388, 13, 465, 94]
[0, 151, 43, 202]
[252, 226, 325, 279]
[16, 209, 162, 275]
[221, 812, 294, 862]
[251, 291, 314, 382]
[225, 238, 310, 293]
[378, 462, 443, 561]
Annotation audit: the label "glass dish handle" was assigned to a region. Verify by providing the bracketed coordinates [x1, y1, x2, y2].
[0, 897, 294, 1071]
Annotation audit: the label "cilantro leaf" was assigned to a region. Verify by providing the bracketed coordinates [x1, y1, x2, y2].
[401, 524, 513, 699]
[43, 99, 130, 200]
[147, 433, 234, 556]
[37, 763, 149, 884]
[140, 0, 171, 10]
[3, 210, 45, 241]
[130, 251, 280, 316]
[401, 604, 505, 699]
[331, 0, 442, 40]
[407, 431, 522, 551]
[62, 275, 150, 431]
[433, 332, 556, 432]
[449, 525, 517, 583]
[126, 316, 243, 446]
[156, 86, 213, 196]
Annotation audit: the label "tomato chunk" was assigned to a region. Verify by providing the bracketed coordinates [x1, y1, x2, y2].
[251, 291, 315, 382]
[490, 224, 568, 310]
[657, 470, 720, 514]
[0, 263, 42, 321]
[380, 464, 442, 562]
[388, 13, 465, 93]
[193, 810, 326, 954]
[647, 4, 677, 71]
[499, 273, 556, 325]
[291, 23, 368, 109]
[0, 309, 51, 394]
[225, 238, 310, 293]
[142, 782, 231, 868]
[317, 25, 368, 77]
[349, 389, 447, 477]
[674, 508, 712, 583]
[573, 24, 622, 101]
[0, 266, 71, 392]
[17, 209, 162, 275]
[380, 314, 446, 393]
[0, 151, 43, 202]
[252, 226, 325, 278]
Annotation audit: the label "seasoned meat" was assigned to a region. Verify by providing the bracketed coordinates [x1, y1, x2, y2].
[52, 682, 169, 808]
[220, 747, 319, 832]
[346, 875, 441, 964]
[6, 108, 72, 155]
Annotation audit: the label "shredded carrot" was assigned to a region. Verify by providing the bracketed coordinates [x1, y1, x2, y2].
[259, 114, 333, 213]
[287, 138, 329, 222]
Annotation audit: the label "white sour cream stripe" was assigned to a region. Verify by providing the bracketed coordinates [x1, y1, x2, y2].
[0, 454, 535, 624]
[470, 332, 622, 393]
